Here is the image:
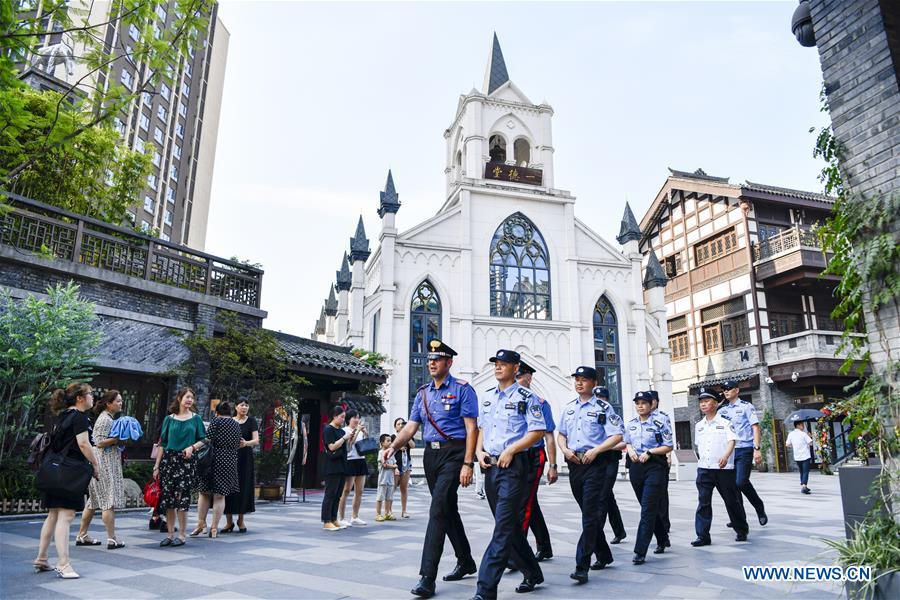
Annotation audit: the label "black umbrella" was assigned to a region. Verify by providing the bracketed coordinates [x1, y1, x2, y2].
[787, 409, 825, 422]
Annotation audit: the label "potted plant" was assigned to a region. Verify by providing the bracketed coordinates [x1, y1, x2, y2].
[824, 514, 899, 600]
[256, 449, 285, 500]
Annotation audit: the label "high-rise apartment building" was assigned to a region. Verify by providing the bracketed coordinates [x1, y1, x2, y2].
[16, 0, 228, 250]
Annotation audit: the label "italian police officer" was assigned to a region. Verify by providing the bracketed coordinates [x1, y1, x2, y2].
[649, 389, 672, 554]
[557, 366, 624, 584]
[717, 380, 769, 526]
[624, 391, 674, 565]
[692, 390, 749, 546]
[385, 340, 478, 598]
[515, 361, 556, 562]
[472, 350, 546, 600]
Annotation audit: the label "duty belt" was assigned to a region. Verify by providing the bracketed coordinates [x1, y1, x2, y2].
[427, 439, 465, 450]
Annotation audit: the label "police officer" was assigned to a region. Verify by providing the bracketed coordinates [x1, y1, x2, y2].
[473, 350, 546, 600]
[624, 391, 674, 565]
[515, 361, 556, 562]
[692, 390, 749, 546]
[385, 340, 478, 598]
[557, 367, 624, 584]
[649, 389, 671, 554]
[717, 380, 768, 526]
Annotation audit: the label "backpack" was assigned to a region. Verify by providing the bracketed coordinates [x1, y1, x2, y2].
[27, 430, 53, 472]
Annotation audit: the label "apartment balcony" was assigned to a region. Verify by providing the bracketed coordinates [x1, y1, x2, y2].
[752, 224, 834, 287]
[764, 330, 866, 386]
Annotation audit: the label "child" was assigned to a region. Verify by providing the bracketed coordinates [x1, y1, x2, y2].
[376, 434, 399, 522]
[785, 421, 814, 494]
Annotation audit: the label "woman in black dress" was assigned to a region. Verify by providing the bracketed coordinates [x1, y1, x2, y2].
[322, 405, 350, 531]
[224, 398, 259, 533]
[191, 401, 240, 538]
[34, 383, 100, 579]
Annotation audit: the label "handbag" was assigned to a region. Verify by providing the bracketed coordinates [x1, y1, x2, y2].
[195, 443, 213, 479]
[355, 437, 379, 456]
[35, 427, 93, 500]
[150, 442, 161, 460]
[143, 478, 161, 508]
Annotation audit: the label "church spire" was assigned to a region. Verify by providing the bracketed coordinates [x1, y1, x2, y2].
[483, 32, 510, 95]
[349, 215, 371, 262]
[378, 169, 401, 218]
[617, 202, 642, 244]
[643, 248, 669, 290]
[335, 252, 352, 291]
[324, 285, 338, 316]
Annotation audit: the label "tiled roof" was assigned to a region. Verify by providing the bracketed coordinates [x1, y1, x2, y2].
[273, 331, 386, 381]
[741, 181, 834, 205]
[668, 167, 730, 183]
[687, 372, 758, 391]
[340, 394, 386, 415]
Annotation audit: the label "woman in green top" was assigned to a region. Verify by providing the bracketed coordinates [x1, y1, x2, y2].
[152, 388, 206, 547]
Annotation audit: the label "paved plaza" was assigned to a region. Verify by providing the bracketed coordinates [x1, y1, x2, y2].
[1, 471, 847, 599]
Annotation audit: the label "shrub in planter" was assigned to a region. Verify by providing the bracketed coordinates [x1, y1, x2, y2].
[123, 461, 154, 486]
[256, 450, 285, 500]
[824, 515, 900, 600]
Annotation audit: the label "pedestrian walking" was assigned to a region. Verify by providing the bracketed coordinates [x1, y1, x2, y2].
[224, 398, 259, 533]
[152, 388, 207, 547]
[192, 401, 241, 538]
[472, 350, 546, 599]
[76, 390, 126, 550]
[605, 442, 628, 547]
[322, 406, 350, 531]
[514, 361, 557, 562]
[33, 383, 99, 579]
[376, 434, 399, 521]
[384, 339, 478, 599]
[785, 421, 814, 495]
[649, 389, 672, 554]
[691, 390, 749, 547]
[393, 417, 415, 517]
[557, 370, 624, 584]
[717, 380, 768, 525]
[338, 409, 369, 526]
[623, 391, 673, 565]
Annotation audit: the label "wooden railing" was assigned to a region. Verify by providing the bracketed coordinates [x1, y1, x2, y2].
[0, 193, 263, 308]
[753, 224, 821, 261]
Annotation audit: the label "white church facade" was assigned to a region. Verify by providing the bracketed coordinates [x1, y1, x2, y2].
[313, 35, 673, 433]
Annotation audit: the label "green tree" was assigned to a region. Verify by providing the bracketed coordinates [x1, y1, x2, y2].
[0, 282, 101, 464]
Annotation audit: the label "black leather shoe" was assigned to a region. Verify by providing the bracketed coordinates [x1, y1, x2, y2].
[570, 569, 588, 584]
[506, 563, 519, 573]
[610, 534, 626, 544]
[735, 532, 748, 542]
[470, 595, 486, 600]
[442, 560, 477, 582]
[758, 513, 768, 526]
[653, 544, 666, 554]
[632, 554, 646, 565]
[411, 577, 436, 598]
[515, 574, 544, 593]
[590, 558, 612, 570]
[726, 522, 734, 528]
[534, 549, 553, 562]
[691, 537, 711, 547]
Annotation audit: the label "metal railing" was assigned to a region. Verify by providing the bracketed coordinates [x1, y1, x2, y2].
[753, 224, 821, 261]
[1, 193, 263, 308]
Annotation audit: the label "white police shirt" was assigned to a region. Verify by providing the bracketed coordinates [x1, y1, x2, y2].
[694, 414, 738, 470]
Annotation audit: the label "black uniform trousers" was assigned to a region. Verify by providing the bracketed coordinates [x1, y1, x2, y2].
[522, 446, 552, 553]
[420, 445, 473, 579]
[654, 463, 671, 545]
[476, 452, 542, 599]
[605, 451, 626, 541]
[733, 447, 767, 517]
[320, 474, 343, 523]
[629, 457, 667, 557]
[695, 468, 749, 538]
[568, 452, 618, 570]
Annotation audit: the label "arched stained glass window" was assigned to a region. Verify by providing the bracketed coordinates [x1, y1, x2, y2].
[409, 281, 441, 414]
[593, 295, 622, 415]
[489, 213, 551, 319]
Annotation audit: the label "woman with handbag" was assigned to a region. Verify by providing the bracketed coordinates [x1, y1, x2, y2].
[190, 401, 240, 538]
[152, 388, 206, 547]
[75, 390, 127, 549]
[338, 409, 369, 526]
[33, 383, 99, 579]
[224, 397, 259, 533]
[322, 405, 349, 531]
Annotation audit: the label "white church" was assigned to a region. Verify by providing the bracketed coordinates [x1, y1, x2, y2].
[313, 34, 673, 432]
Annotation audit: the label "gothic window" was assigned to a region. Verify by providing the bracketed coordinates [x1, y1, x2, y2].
[409, 281, 441, 415]
[514, 138, 530, 166]
[489, 213, 551, 320]
[593, 296, 622, 416]
[489, 134, 507, 163]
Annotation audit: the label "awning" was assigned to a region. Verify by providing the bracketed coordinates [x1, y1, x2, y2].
[687, 373, 760, 393]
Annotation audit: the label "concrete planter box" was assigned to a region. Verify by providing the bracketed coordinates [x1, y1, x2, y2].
[838, 465, 885, 538]
[845, 571, 899, 600]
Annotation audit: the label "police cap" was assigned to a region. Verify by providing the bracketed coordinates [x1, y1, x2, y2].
[698, 390, 719, 401]
[721, 380, 738, 390]
[489, 349, 521, 364]
[571, 366, 598, 380]
[426, 339, 457, 360]
[593, 386, 610, 398]
[517, 361, 536, 377]
[649, 389, 660, 402]
[633, 390, 653, 403]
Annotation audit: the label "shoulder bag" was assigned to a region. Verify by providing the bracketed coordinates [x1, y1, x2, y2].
[35, 415, 93, 499]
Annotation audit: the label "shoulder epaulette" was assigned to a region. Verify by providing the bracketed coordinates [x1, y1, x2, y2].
[417, 383, 428, 392]
[456, 379, 469, 386]
[517, 387, 532, 398]
[597, 399, 611, 411]
[485, 387, 496, 393]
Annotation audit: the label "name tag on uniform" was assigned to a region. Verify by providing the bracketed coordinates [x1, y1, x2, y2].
[715, 426, 724, 430]
[504, 402, 516, 410]
[587, 411, 598, 417]
[444, 403, 451, 411]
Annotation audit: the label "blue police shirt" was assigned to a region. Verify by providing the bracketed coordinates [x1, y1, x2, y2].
[478, 383, 546, 456]
[408, 374, 479, 443]
[624, 415, 674, 453]
[718, 400, 759, 449]
[558, 396, 624, 453]
[651, 408, 672, 429]
[533, 399, 556, 449]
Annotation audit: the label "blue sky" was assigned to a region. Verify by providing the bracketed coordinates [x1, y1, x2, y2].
[207, 1, 829, 334]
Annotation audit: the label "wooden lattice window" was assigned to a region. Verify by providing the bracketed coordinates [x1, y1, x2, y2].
[695, 228, 738, 266]
[669, 332, 690, 362]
